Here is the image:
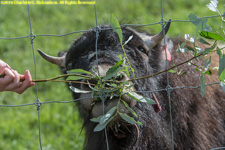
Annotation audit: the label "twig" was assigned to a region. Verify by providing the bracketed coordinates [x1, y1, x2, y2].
[128, 52, 205, 82]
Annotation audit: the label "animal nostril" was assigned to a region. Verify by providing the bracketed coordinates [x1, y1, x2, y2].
[115, 74, 126, 81]
[87, 79, 98, 85]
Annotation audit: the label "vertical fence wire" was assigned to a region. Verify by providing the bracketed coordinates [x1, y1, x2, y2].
[160, 1, 174, 150]
[27, 2, 43, 150]
[93, 1, 109, 150]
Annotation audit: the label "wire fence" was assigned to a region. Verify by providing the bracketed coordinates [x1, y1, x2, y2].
[0, 0, 224, 150]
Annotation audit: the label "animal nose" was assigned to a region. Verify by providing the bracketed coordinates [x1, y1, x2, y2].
[114, 74, 127, 82]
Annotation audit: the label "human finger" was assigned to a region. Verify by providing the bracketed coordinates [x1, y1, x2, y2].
[14, 70, 34, 94]
[4, 70, 20, 91]
[0, 68, 15, 91]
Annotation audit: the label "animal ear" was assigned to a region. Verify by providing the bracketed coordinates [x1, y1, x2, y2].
[58, 50, 68, 57]
[142, 19, 171, 50]
[160, 37, 173, 61]
[161, 44, 171, 61]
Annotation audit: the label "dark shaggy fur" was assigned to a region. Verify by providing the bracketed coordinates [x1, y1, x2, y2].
[59, 25, 225, 150]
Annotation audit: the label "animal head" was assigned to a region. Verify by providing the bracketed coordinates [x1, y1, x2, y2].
[38, 21, 172, 120]
[37, 21, 225, 150]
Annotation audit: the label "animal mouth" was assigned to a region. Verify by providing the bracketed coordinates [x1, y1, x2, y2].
[109, 122, 140, 149]
[91, 97, 131, 118]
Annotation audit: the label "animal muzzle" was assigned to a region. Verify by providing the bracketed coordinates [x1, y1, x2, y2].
[78, 64, 137, 118]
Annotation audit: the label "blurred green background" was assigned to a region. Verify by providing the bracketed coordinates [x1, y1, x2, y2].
[0, 0, 223, 150]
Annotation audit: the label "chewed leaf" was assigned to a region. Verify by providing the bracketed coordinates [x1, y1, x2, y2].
[126, 92, 156, 104]
[119, 113, 137, 124]
[100, 107, 116, 125]
[69, 86, 91, 93]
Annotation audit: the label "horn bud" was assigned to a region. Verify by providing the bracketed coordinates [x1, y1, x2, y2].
[37, 49, 66, 67]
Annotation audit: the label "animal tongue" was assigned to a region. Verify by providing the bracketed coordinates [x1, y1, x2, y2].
[152, 93, 161, 113]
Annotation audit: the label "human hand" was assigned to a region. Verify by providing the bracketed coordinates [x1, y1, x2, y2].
[0, 60, 35, 94]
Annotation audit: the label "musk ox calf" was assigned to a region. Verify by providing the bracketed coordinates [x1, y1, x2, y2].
[38, 22, 225, 150]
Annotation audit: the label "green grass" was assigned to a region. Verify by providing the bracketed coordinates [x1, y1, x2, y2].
[0, 0, 224, 150]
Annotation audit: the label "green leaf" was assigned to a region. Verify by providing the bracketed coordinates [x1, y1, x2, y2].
[104, 67, 124, 81]
[200, 73, 206, 97]
[66, 69, 93, 80]
[100, 107, 116, 125]
[125, 66, 130, 77]
[137, 121, 143, 126]
[125, 83, 135, 89]
[198, 38, 210, 45]
[67, 69, 93, 75]
[126, 92, 156, 104]
[94, 116, 114, 132]
[122, 100, 137, 117]
[186, 46, 195, 52]
[219, 69, 225, 81]
[188, 13, 201, 26]
[204, 42, 217, 55]
[69, 86, 91, 93]
[118, 54, 123, 60]
[217, 49, 225, 76]
[220, 81, 225, 92]
[104, 59, 124, 81]
[110, 14, 123, 46]
[188, 13, 212, 32]
[168, 69, 177, 73]
[195, 19, 208, 36]
[90, 115, 103, 123]
[177, 42, 188, 53]
[66, 76, 85, 81]
[205, 57, 211, 70]
[122, 81, 130, 85]
[200, 31, 225, 41]
[119, 113, 137, 124]
[204, 70, 212, 76]
[195, 68, 202, 72]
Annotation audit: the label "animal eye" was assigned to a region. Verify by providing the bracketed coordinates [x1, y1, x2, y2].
[137, 46, 146, 53]
[66, 62, 73, 70]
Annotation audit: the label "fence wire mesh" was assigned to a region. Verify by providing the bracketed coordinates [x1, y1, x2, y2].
[0, 0, 224, 150]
